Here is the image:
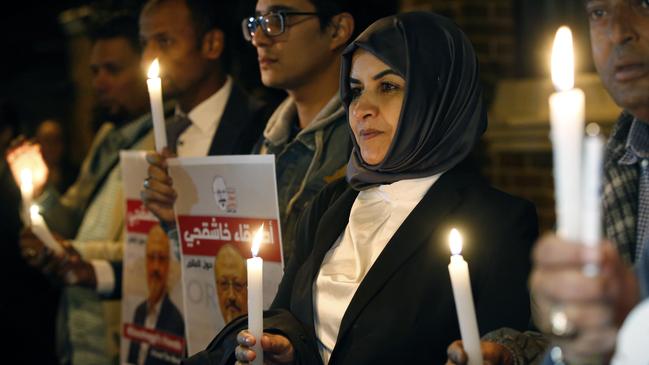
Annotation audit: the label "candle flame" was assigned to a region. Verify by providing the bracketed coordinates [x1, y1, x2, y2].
[551, 26, 575, 92]
[251, 224, 264, 257]
[449, 228, 463, 256]
[147, 58, 160, 79]
[20, 168, 33, 190]
[29, 204, 39, 216]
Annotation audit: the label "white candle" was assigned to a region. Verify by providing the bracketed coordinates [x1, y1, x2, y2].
[247, 225, 264, 365]
[147, 59, 167, 152]
[581, 123, 604, 276]
[447, 229, 483, 365]
[29, 205, 64, 255]
[20, 168, 34, 226]
[549, 26, 585, 242]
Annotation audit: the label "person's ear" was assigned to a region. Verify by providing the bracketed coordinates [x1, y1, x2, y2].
[202, 29, 225, 60]
[328, 13, 354, 51]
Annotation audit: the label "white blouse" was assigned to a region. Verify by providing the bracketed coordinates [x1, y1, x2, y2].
[313, 174, 441, 363]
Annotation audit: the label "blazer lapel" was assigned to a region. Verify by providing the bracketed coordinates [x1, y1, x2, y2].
[87, 115, 152, 205]
[333, 171, 464, 350]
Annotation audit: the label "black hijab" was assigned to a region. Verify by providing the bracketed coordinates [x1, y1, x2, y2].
[341, 12, 488, 190]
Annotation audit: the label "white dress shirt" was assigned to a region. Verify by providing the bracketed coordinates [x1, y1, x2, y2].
[313, 174, 441, 364]
[175, 76, 232, 157]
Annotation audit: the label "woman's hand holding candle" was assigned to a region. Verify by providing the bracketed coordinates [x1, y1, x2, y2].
[235, 330, 295, 365]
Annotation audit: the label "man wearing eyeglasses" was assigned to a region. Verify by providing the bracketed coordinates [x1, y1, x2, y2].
[243, 0, 396, 262]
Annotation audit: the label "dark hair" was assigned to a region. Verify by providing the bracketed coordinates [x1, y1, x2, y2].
[307, 0, 398, 41]
[142, 0, 233, 68]
[142, 0, 229, 41]
[88, 11, 141, 52]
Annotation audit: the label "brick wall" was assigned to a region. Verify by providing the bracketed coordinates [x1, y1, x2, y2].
[400, 0, 516, 104]
[485, 150, 557, 233]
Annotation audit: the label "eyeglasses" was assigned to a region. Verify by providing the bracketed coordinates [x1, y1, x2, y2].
[242, 11, 319, 41]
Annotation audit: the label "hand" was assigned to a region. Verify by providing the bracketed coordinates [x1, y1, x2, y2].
[19, 230, 96, 288]
[56, 240, 97, 289]
[529, 233, 640, 362]
[235, 330, 295, 365]
[446, 340, 514, 365]
[141, 148, 177, 227]
[6, 139, 49, 198]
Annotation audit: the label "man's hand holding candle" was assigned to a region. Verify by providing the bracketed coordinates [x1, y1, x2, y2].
[529, 233, 639, 363]
[19, 230, 97, 289]
[141, 148, 177, 228]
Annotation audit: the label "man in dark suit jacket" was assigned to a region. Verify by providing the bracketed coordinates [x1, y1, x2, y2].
[127, 294, 185, 365]
[140, 0, 270, 226]
[127, 224, 185, 365]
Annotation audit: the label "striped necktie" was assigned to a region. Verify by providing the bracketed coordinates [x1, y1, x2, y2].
[166, 114, 192, 154]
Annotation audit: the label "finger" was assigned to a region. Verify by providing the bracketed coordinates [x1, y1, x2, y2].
[533, 233, 603, 268]
[41, 250, 65, 274]
[262, 334, 295, 363]
[147, 164, 172, 183]
[261, 333, 290, 353]
[144, 203, 176, 225]
[447, 340, 467, 364]
[237, 330, 254, 346]
[530, 268, 605, 302]
[559, 326, 618, 362]
[563, 303, 613, 329]
[481, 341, 513, 365]
[235, 345, 255, 362]
[144, 178, 177, 197]
[161, 147, 177, 159]
[6, 137, 29, 158]
[145, 151, 167, 168]
[141, 189, 176, 206]
[570, 326, 617, 357]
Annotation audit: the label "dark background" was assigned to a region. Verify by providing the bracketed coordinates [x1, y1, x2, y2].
[0, 1, 592, 364]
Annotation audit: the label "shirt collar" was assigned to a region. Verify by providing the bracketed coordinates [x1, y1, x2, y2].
[360, 173, 443, 204]
[619, 118, 649, 165]
[175, 76, 232, 134]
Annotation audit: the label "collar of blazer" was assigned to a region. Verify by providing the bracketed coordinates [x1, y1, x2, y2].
[300, 167, 474, 349]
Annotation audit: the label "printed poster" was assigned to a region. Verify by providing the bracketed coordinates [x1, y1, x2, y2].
[120, 151, 186, 365]
[168, 155, 284, 355]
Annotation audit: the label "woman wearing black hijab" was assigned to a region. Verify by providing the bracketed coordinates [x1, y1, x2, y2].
[184, 12, 537, 365]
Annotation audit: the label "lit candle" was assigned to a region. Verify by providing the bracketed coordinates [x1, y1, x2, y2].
[581, 123, 604, 276]
[20, 168, 34, 226]
[29, 205, 64, 255]
[549, 26, 585, 242]
[247, 225, 264, 365]
[447, 229, 483, 365]
[147, 58, 167, 152]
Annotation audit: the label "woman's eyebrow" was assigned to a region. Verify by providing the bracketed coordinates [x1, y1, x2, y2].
[373, 69, 398, 80]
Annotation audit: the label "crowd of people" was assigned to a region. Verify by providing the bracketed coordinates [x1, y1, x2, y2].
[2, 0, 648, 364]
